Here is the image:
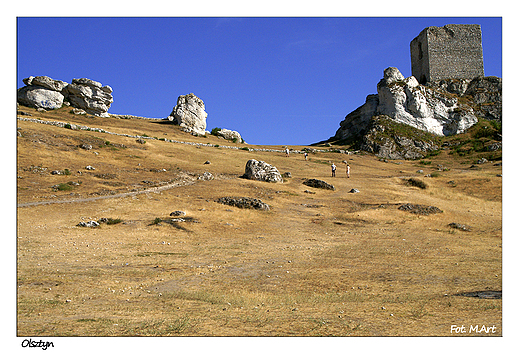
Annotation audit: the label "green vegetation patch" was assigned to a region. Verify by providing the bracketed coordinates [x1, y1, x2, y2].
[407, 178, 428, 189]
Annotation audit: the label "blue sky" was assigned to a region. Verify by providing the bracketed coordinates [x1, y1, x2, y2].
[17, 16, 502, 145]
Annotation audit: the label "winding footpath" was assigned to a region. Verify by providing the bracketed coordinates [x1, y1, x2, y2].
[17, 179, 196, 208]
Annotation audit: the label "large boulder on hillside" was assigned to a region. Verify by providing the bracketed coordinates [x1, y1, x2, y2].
[243, 159, 283, 183]
[64, 78, 113, 117]
[17, 75, 68, 110]
[17, 86, 65, 110]
[168, 93, 208, 136]
[216, 128, 243, 142]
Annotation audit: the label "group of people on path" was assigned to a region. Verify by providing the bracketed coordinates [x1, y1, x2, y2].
[284, 148, 351, 178]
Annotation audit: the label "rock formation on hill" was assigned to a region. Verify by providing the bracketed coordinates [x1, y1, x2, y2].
[65, 78, 114, 117]
[215, 128, 244, 143]
[17, 76, 68, 110]
[243, 159, 283, 183]
[330, 67, 501, 159]
[168, 93, 208, 136]
[17, 76, 113, 117]
[335, 67, 481, 142]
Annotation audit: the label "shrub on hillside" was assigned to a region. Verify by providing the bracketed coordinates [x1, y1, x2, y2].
[407, 178, 428, 189]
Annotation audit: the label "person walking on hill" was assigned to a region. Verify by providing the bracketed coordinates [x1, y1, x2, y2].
[342, 160, 351, 178]
[304, 152, 308, 161]
[331, 163, 336, 177]
[285, 148, 290, 157]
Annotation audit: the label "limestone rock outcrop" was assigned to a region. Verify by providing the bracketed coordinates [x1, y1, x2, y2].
[430, 76, 502, 121]
[243, 159, 283, 183]
[168, 93, 208, 136]
[17, 76, 67, 110]
[64, 78, 113, 117]
[358, 115, 441, 160]
[334, 67, 479, 141]
[23, 76, 68, 91]
[17, 75, 113, 117]
[216, 128, 243, 142]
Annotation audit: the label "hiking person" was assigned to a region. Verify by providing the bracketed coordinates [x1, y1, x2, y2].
[346, 163, 350, 178]
[331, 163, 336, 177]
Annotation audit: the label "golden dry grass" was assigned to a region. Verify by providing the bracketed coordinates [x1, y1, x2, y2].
[17, 106, 501, 336]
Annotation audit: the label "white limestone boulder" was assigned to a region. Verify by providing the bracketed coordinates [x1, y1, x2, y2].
[168, 93, 208, 136]
[243, 159, 283, 183]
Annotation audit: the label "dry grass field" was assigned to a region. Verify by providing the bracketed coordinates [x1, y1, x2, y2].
[16, 105, 502, 337]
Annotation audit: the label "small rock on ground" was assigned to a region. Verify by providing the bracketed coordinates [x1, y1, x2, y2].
[215, 197, 270, 211]
[303, 179, 335, 191]
[170, 211, 187, 217]
[449, 222, 471, 231]
[77, 220, 100, 228]
[398, 203, 442, 215]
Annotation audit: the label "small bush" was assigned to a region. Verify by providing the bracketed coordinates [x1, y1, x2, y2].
[210, 127, 222, 136]
[152, 218, 162, 225]
[407, 178, 428, 189]
[54, 183, 74, 191]
[106, 218, 123, 225]
[490, 120, 502, 133]
[426, 150, 441, 157]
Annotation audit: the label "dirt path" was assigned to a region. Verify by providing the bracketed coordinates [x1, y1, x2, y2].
[17, 179, 196, 208]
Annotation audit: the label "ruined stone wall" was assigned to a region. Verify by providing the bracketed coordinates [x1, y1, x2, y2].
[411, 24, 484, 83]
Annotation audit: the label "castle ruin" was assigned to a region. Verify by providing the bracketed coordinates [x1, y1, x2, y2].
[410, 24, 484, 84]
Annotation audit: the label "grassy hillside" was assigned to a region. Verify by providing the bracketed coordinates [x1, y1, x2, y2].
[17, 105, 502, 336]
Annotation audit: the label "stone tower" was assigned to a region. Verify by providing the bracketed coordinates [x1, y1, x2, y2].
[410, 24, 484, 84]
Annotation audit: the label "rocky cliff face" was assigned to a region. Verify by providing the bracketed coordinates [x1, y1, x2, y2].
[17, 76, 113, 117]
[331, 67, 501, 159]
[168, 93, 208, 136]
[358, 115, 441, 160]
[428, 76, 502, 121]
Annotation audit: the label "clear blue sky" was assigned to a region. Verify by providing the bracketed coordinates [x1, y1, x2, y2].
[17, 17, 502, 145]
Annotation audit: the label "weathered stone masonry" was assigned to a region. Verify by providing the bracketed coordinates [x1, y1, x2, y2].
[410, 24, 484, 83]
